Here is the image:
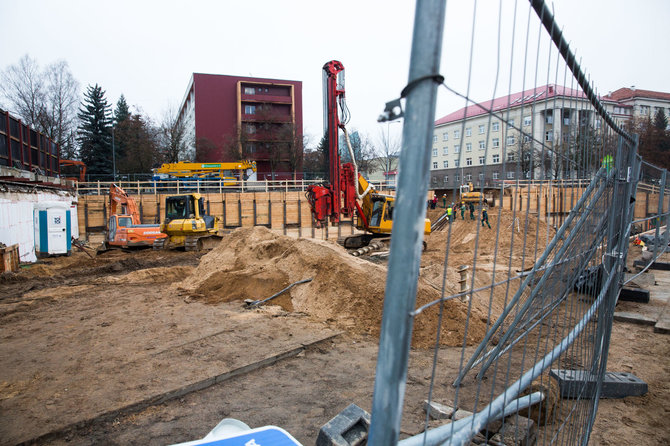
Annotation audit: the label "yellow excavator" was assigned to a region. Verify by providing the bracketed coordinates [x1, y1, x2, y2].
[153, 193, 223, 251]
[459, 182, 485, 204]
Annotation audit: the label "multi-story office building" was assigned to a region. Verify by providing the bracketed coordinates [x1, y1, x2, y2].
[601, 87, 670, 127]
[430, 85, 670, 190]
[177, 73, 303, 180]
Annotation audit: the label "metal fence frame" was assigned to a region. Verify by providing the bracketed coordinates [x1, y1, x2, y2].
[368, 1, 668, 445]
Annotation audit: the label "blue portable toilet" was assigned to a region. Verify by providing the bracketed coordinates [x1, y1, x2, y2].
[34, 202, 72, 257]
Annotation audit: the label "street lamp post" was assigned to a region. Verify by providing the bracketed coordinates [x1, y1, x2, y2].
[112, 125, 116, 182]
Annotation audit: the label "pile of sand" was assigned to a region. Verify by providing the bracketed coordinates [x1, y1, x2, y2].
[175, 226, 491, 348]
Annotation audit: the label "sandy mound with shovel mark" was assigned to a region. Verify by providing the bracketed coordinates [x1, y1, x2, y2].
[176, 226, 490, 348]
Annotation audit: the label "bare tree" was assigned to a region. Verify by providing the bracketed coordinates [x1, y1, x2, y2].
[508, 137, 543, 180]
[0, 55, 80, 159]
[41, 60, 80, 159]
[0, 55, 46, 127]
[158, 104, 192, 163]
[371, 127, 401, 174]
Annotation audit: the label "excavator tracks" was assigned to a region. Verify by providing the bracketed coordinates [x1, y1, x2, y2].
[152, 238, 167, 250]
[184, 237, 204, 252]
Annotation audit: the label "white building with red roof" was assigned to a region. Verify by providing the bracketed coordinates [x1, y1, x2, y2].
[430, 84, 670, 191]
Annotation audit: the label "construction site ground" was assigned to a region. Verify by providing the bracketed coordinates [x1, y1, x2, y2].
[0, 208, 668, 445]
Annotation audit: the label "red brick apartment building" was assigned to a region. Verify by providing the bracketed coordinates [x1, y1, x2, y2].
[176, 73, 303, 180]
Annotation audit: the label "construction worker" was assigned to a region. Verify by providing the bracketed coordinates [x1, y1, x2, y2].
[460, 202, 466, 220]
[431, 194, 438, 209]
[469, 202, 475, 220]
[442, 194, 447, 208]
[481, 206, 491, 228]
[446, 203, 453, 223]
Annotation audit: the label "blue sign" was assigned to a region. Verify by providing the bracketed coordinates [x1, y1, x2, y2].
[179, 426, 302, 446]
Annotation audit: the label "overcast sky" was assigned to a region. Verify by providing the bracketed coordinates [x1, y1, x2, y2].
[1, 0, 668, 148]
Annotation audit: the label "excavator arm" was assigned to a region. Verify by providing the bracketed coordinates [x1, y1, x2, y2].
[109, 184, 141, 225]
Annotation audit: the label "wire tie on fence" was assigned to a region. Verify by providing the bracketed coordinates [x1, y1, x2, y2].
[378, 74, 445, 122]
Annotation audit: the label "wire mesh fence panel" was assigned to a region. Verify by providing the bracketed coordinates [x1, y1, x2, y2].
[368, 1, 668, 445]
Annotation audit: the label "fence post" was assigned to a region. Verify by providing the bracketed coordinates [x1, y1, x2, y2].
[298, 199, 302, 238]
[283, 200, 287, 235]
[368, 0, 446, 443]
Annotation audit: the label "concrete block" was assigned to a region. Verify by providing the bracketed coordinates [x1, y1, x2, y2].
[619, 287, 650, 303]
[490, 414, 536, 446]
[613, 311, 657, 325]
[423, 400, 455, 420]
[549, 369, 648, 399]
[317, 403, 371, 446]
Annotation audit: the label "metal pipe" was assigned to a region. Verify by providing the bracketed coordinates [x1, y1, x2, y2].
[398, 392, 545, 446]
[408, 266, 614, 446]
[367, 1, 446, 444]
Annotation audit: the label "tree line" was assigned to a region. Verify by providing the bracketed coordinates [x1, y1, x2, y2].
[1, 55, 403, 181]
[0, 55, 190, 180]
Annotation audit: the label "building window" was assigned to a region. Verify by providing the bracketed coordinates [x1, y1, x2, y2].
[455, 174, 461, 181]
[492, 138, 500, 147]
[432, 161, 438, 169]
[454, 159, 460, 167]
[454, 129, 461, 139]
[507, 153, 516, 162]
[545, 131, 553, 141]
[523, 116, 531, 126]
[507, 135, 515, 145]
[640, 105, 650, 115]
[492, 122, 500, 132]
[246, 124, 256, 134]
[479, 156, 485, 165]
[523, 135, 531, 143]
[443, 175, 449, 183]
[443, 160, 449, 168]
[245, 105, 256, 114]
[454, 144, 461, 153]
[545, 110, 553, 124]
[492, 171, 499, 180]
[442, 132, 448, 141]
[244, 87, 255, 94]
[466, 173, 472, 181]
[465, 127, 472, 137]
[433, 135, 437, 143]
[466, 157, 473, 166]
[466, 143, 472, 152]
[432, 148, 438, 157]
[479, 124, 485, 134]
[443, 146, 449, 155]
[479, 140, 485, 150]
[246, 143, 256, 153]
[508, 119, 515, 128]
[479, 173, 484, 181]
[492, 154, 500, 163]
[507, 171, 515, 179]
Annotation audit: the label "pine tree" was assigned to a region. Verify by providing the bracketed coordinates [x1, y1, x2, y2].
[112, 94, 131, 164]
[77, 84, 112, 177]
[114, 94, 130, 123]
[653, 108, 668, 130]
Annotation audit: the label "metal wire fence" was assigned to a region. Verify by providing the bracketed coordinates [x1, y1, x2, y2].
[368, 1, 669, 445]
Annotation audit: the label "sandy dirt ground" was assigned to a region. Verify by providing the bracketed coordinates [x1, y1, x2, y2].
[0, 211, 668, 445]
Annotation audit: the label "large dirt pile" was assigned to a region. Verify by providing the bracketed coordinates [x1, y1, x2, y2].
[175, 226, 491, 348]
[421, 208, 554, 321]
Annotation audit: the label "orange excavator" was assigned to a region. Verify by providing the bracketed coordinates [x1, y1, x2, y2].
[104, 184, 167, 249]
